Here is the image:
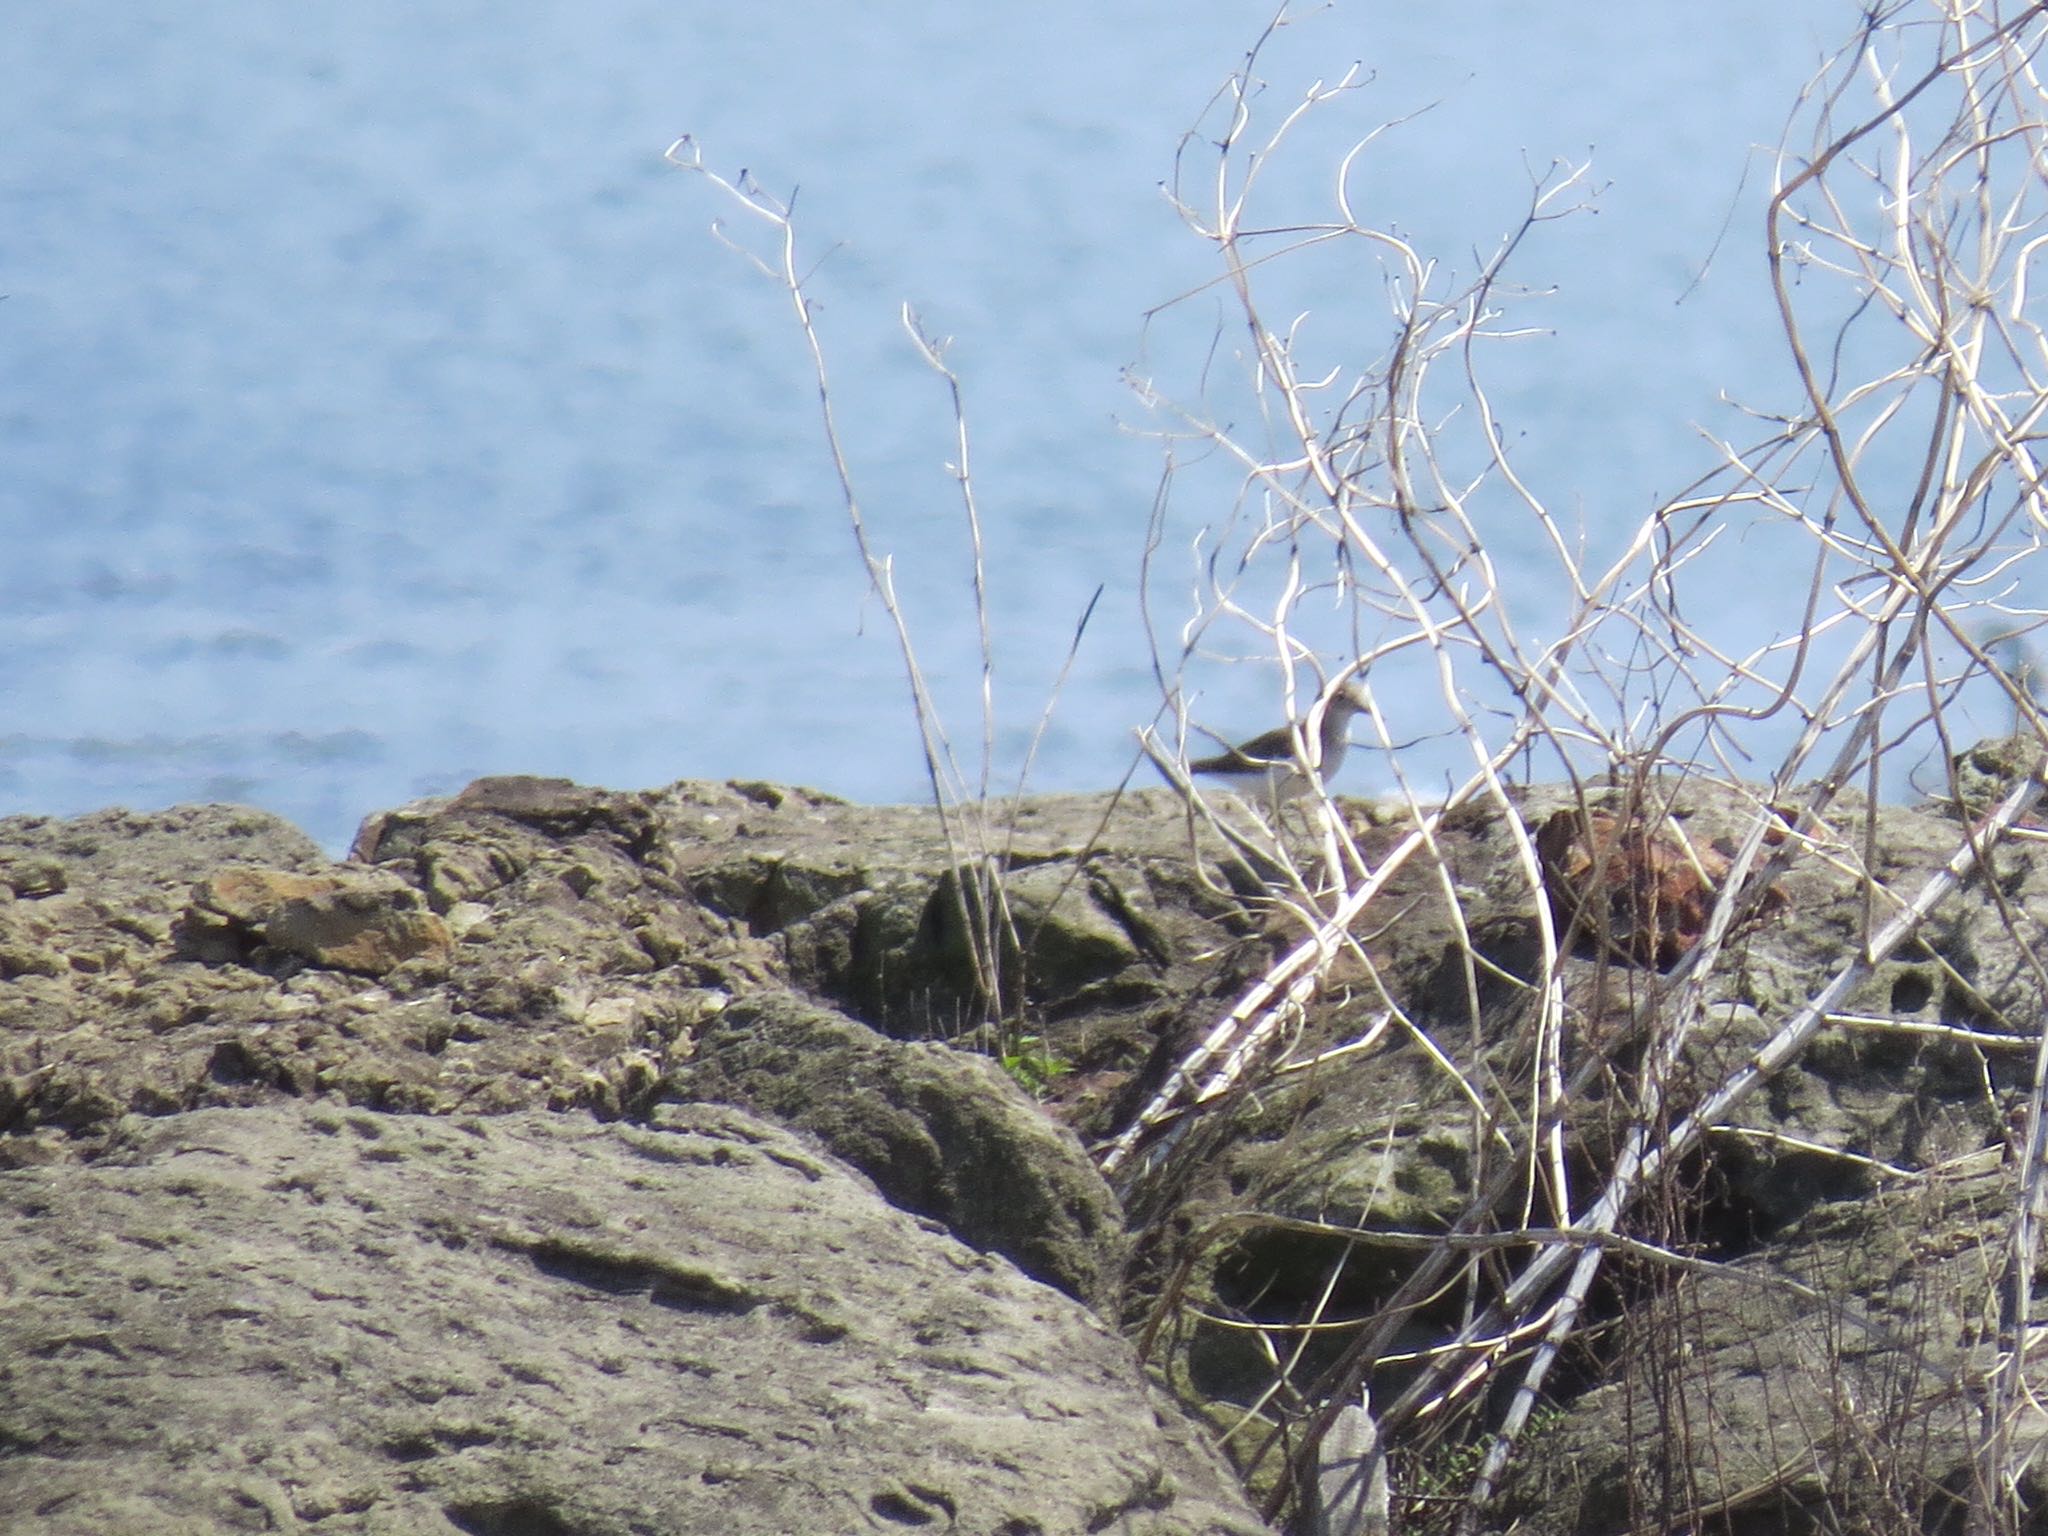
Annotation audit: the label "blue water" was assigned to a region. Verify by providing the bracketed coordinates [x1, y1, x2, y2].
[2, 3, 1859, 852]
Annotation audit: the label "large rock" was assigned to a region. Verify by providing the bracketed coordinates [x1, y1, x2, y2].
[651, 780, 1258, 1058]
[0, 786, 774, 1163]
[0, 782, 1287, 1532]
[1108, 773, 2048, 1525]
[0, 780, 1260, 1168]
[177, 865, 452, 975]
[0, 1103, 1268, 1536]
[673, 992, 1126, 1311]
[1495, 1157, 2036, 1532]
[16, 764, 2042, 1531]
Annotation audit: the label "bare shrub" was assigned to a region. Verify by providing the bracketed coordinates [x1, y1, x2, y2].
[665, 147, 1111, 1045]
[678, 1, 2048, 1527]
[1109, 3, 2048, 1532]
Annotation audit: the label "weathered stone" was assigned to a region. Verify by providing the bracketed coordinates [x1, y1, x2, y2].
[0, 854, 66, 897]
[352, 774, 659, 867]
[0, 1104, 1268, 1536]
[10, 764, 2042, 1532]
[179, 866, 452, 975]
[673, 992, 1127, 1312]
[1495, 1160, 2039, 1534]
[655, 783, 1255, 1061]
[0, 797, 769, 1154]
[0, 802, 326, 883]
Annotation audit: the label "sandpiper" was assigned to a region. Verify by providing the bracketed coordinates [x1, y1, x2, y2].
[1187, 682, 1370, 803]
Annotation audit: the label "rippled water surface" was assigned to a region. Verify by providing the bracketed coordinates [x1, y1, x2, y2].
[3, 3, 1849, 850]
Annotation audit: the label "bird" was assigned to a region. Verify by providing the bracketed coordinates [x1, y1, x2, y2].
[1186, 682, 1370, 804]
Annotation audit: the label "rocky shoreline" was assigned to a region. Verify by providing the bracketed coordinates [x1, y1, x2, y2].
[4, 769, 2045, 1533]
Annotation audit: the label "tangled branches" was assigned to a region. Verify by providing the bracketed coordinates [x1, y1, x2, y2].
[1120, 4, 2048, 1531]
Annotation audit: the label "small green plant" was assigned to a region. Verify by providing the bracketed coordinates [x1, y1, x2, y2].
[1000, 1034, 1072, 1099]
[1403, 1409, 1566, 1528]
[1408, 1434, 1492, 1505]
